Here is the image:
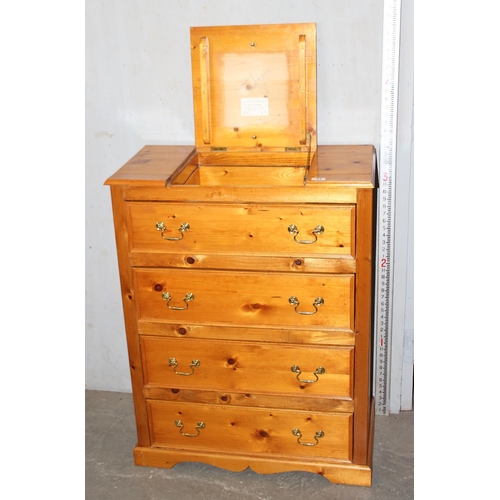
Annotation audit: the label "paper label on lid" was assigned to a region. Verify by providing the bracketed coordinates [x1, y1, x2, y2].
[241, 97, 269, 116]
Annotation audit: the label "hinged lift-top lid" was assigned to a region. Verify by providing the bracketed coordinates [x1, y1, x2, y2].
[190, 23, 317, 153]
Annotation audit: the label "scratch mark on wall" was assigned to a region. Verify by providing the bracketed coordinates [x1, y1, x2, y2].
[95, 131, 115, 138]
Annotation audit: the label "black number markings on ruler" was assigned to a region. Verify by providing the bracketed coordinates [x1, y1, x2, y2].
[374, 0, 401, 415]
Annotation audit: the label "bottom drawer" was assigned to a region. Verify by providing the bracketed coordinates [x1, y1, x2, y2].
[147, 400, 352, 461]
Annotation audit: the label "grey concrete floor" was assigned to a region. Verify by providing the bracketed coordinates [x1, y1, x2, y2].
[86, 390, 413, 499]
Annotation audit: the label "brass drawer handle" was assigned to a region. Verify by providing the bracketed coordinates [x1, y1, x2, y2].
[156, 221, 190, 241]
[175, 420, 205, 437]
[287, 224, 324, 244]
[169, 357, 200, 376]
[162, 292, 194, 310]
[288, 296, 324, 315]
[292, 428, 324, 446]
[291, 365, 325, 383]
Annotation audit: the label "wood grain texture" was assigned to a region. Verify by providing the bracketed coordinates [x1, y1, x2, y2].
[133, 448, 372, 486]
[141, 336, 354, 399]
[196, 165, 307, 186]
[137, 322, 356, 346]
[352, 187, 375, 464]
[196, 151, 312, 165]
[129, 253, 356, 275]
[128, 202, 355, 257]
[106, 137, 376, 484]
[124, 184, 360, 203]
[105, 146, 196, 186]
[190, 23, 317, 151]
[109, 186, 150, 446]
[133, 268, 354, 330]
[104, 145, 374, 189]
[146, 400, 352, 461]
[142, 387, 355, 413]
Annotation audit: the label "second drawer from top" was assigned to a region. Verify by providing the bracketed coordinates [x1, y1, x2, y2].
[134, 268, 354, 330]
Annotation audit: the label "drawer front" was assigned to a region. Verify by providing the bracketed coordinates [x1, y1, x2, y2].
[147, 400, 353, 461]
[128, 202, 355, 257]
[134, 269, 354, 330]
[141, 336, 354, 398]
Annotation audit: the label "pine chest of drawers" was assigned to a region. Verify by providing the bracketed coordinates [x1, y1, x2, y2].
[105, 23, 376, 486]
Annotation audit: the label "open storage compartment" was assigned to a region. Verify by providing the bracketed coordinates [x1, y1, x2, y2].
[168, 150, 315, 187]
[168, 23, 317, 187]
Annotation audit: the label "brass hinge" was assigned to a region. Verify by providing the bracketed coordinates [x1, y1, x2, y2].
[211, 147, 227, 151]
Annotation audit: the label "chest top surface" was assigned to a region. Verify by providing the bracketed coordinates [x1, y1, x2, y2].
[105, 144, 376, 189]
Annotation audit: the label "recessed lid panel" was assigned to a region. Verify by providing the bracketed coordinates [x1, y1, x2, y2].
[190, 23, 317, 152]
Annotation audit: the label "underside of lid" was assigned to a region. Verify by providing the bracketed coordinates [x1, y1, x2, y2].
[190, 23, 317, 152]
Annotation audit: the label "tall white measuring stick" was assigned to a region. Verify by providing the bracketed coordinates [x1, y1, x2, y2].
[374, 0, 402, 415]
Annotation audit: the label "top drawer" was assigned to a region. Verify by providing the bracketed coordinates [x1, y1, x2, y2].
[127, 203, 355, 258]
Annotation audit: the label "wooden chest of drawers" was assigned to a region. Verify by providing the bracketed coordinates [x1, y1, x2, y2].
[105, 23, 376, 486]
